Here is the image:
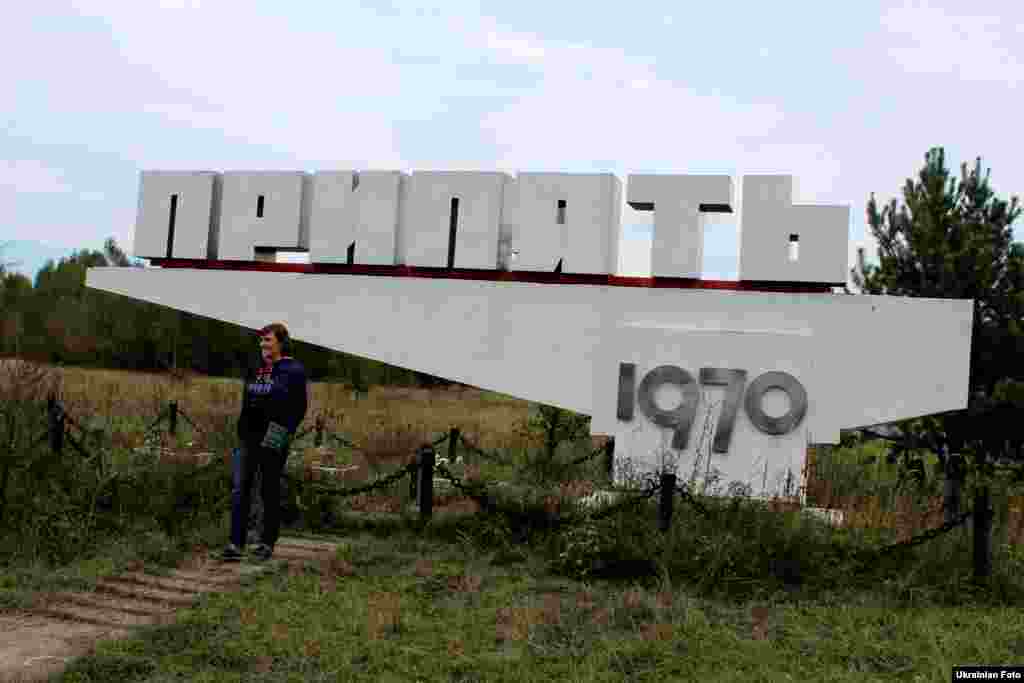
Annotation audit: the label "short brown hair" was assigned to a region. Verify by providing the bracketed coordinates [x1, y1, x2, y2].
[259, 322, 293, 355]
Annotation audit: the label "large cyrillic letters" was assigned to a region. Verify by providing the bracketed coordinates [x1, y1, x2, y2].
[501, 173, 621, 275]
[308, 171, 404, 265]
[401, 172, 508, 269]
[738, 175, 848, 284]
[132, 168, 850, 283]
[626, 175, 733, 279]
[218, 172, 310, 262]
[135, 171, 220, 260]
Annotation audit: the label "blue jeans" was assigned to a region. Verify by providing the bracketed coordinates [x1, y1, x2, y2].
[230, 441, 288, 549]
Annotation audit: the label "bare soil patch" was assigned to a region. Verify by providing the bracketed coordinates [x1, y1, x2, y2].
[0, 536, 345, 682]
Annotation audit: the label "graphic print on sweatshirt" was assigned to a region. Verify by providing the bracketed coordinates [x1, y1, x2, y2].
[250, 363, 275, 396]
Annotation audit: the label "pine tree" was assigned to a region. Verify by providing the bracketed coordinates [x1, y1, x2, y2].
[853, 148, 1024, 468]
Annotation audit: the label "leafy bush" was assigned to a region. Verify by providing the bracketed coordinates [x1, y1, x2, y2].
[454, 513, 515, 556]
[512, 404, 592, 485]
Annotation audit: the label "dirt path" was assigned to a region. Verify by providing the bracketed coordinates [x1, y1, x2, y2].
[0, 536, 345, 683]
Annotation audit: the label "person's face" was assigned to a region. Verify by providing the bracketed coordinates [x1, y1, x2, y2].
[260, 332, 281, 361]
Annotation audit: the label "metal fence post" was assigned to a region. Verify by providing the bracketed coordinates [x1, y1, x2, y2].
[659, 472, 676, 532]
[47, 393, 64, 455]
[168, 400, 178, 436]
[315, 416, 324, 447]
[944, 452, 964, 525]
[417, 445, 434, 523]
[973, 484, 992, 580]
[449, 427, 460, 465]
[605, 437, 615, 484]
[409, 450, 419, 502]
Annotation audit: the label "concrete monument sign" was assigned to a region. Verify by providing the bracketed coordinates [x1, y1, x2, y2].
[86, 169, 974, 501]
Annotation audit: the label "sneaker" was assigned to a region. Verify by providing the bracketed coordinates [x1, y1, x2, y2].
[251, 543, 273, 562]
[219, 543, 243, 562]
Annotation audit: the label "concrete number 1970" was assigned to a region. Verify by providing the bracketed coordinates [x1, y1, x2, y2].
[616, 363, 808, 454]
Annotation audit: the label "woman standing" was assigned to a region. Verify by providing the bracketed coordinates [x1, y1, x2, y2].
[221, 322, 307, 562]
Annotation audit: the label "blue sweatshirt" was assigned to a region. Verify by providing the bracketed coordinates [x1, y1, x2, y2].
[237, 356, 308, 446]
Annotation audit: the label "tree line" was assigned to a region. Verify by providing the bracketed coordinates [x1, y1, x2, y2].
[0, 237, 446, 389]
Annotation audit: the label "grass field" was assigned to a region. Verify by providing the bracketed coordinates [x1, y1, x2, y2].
[2, 360, 1023, 681]
[51, 527, 1024, 683]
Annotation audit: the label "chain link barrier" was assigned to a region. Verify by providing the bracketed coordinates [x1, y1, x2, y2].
[670, 476, 978, 566]
[433, 461, 666, 530]
[175, 407, 204, 435]
[674, 484, 712, 517]
[144, 406, 169, 437]
[326, 433, 359, 450]
[457, 435, 513, 466]
[291, 461, 418, 499]
[61, 426, 92, 461]
[51, 402, 88, 437]
[567, 443, 608, 468]
[34, 396, 994, 571]
[874, 508, 975, 556]
[433, 462, 498, 513]
[673, 481, 976, 562]
[579, 477, 663, 523]
[457, 434, 606, 470]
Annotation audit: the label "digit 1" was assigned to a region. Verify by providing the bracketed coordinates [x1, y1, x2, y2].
[698, 368, 748, 453]
[617, 362, 636, 421]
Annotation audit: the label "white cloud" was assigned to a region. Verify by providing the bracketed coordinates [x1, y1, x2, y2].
[53, 2, 410, 170]
[477, 37, 787, 175]
[0, 159, 108, 208]
[880, 2, 1022, 85]
[485, 31, 546, 61]
[0, 159, 74, 195]
[155, 0, 201, 8]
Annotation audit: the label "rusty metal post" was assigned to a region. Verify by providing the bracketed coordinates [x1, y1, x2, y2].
[315, 415, 324, 447]
[417, 445, 435, 523]
[605, 437, 615, 484]
[47, 394, 63, 455]
[974, 484, 993, 580]
[944, 452, 965, 525]
[409, 449, 419, 502]
[659, 473, 676, 532]
[449, 427, 460, 465]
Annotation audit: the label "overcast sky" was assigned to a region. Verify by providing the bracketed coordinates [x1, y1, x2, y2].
[3, 0, 1021, 284]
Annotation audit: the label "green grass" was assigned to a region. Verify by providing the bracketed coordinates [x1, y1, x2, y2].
[50, 523, 1024, 683]
[3, 390, 1024, 681]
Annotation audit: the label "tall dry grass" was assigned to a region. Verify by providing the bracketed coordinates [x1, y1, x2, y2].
[16, 359, 1024, 546]
[804, 445, 1024, 545]
[25, 360, 533, 469]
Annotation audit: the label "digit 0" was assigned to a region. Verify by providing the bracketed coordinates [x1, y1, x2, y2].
[743, 371, 807, 435]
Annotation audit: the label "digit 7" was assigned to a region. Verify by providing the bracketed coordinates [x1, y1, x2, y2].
[698, 368, 748, 454]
